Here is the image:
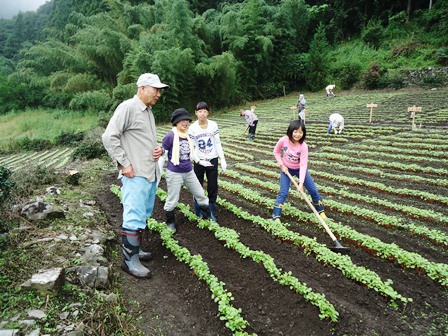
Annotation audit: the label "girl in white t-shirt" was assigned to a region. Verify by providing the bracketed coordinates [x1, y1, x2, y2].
[188, 102, 227, 221]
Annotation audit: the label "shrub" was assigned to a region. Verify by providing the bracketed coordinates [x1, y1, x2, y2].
[11, 165, 58, 199]
[54, 130, 85, 146]
[380, 71, 406, 89]
[362, 62, 385, 89]
[332, 61, 362, 90]
[72, 127, 107, 161]
[436, 47, 448, 66]
[6, 137, 53, 153]
[112, 83, 135, 103]
[391, 41, 422, 58]
[361, 19, 384, 50]
[69, 90, 113, 113]
[0, 166, 15, 206]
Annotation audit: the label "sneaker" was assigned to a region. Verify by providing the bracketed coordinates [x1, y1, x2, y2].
[319, 212, 327, 219]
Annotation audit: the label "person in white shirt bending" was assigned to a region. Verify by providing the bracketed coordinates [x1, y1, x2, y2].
[325, 84, 336, 97]
[327, 113, 344, 134]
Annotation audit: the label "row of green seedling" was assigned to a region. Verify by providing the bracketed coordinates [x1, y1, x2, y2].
[218, 176, 448, 287]
[234, 163, 448, 247]
[110, 184, 254, 336]
[155, 188, 340, 322]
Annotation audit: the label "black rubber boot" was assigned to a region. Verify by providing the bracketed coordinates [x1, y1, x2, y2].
[121, 229, 151, 279]
[194, 199, 202, 217]
[165, 210, 177, 233]
[209, 202, 217, 222]
[199, 205, 211, 220]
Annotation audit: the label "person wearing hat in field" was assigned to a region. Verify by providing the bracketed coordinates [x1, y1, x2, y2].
[159, 108, 211, 233]
[102, 73, 169, 279]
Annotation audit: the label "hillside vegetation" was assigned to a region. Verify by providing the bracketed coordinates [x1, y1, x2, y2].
[0, 0, 447, 124]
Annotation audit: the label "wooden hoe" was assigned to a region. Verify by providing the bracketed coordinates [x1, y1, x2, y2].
[285, 171, 350, 254]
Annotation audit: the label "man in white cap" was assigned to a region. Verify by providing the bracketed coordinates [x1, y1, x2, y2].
[102, 73, 169, 279]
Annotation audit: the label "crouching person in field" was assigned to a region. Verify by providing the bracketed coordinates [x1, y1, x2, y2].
[160, 108, 211, 233]
[327, 113, 344, 135]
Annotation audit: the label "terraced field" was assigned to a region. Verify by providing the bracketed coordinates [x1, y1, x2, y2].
[2, 87, 447, 335]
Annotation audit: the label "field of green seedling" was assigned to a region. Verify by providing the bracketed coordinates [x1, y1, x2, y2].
[1, 87, 447, 335]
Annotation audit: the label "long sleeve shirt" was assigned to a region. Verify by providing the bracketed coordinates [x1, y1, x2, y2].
[161, 130, 193, 173]
[328, 113, 345, 133]
[188, 120, 225, 162]
[102, 95, 160, 182]
[243, 110, 258, 126]
[273, 136, 309, 183]
[298, 98, 306, 111]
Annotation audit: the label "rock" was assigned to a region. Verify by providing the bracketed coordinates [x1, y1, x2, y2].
[45, 187, 60, 195]
[66, 266, 110, 289]
[27, 310, 46, 320]
[90, 230, 108, 244]
[21, 201, 65, 221]
[25, 329, 40, 336]
[79, 244, 108, 266]
[23, 269, 65, 297]
[0, 330, 22, 336]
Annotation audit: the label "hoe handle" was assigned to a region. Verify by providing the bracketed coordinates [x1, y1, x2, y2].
[285, 171, 338, 242]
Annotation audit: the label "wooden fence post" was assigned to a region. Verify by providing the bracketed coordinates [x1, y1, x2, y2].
[407, 105, 422, 130]
[366, 103, 378, 124]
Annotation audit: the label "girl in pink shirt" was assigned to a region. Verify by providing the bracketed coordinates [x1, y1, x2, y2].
[272, 120, 326, 222]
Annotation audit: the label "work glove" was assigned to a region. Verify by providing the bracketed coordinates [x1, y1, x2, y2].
[156, 154, 166, 187]
[220, 158, 227, 172]
[198, 160, 213, 167]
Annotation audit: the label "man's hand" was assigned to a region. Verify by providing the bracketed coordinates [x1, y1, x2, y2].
[122, 164, 135, 178]
[153, 146, 163, 161]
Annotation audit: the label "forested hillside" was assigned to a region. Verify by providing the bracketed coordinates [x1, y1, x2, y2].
[0, 0, 447, 121]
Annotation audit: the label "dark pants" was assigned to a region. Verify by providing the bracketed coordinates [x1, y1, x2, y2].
[193, 157, 219, 203]
[249, 120, 258, 136]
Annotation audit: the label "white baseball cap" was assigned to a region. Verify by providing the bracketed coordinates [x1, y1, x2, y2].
[136, 73, 169, 88]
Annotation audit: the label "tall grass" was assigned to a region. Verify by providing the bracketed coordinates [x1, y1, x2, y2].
[0, 109, 98, 144]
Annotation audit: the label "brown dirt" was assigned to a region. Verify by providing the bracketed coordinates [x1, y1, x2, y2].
[96, 171, 448, 336]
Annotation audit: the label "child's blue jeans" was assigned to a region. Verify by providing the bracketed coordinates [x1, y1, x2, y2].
[274, 168, 322, 206]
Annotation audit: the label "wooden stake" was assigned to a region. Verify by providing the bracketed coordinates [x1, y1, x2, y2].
[366, 103, 378, 124]
[407, 105, 422, 130]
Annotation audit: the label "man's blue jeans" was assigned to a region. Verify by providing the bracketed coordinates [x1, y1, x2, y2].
[121, 176, 157, 231]
[274, 168, 322, 207]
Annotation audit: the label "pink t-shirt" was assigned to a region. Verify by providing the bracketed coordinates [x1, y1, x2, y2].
[273, 136, 308, 183]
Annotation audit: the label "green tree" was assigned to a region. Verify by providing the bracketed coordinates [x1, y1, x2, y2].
[195, 51, 241, 108]
[221, 0, 274, 98]
[306, 22, 329, 91]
